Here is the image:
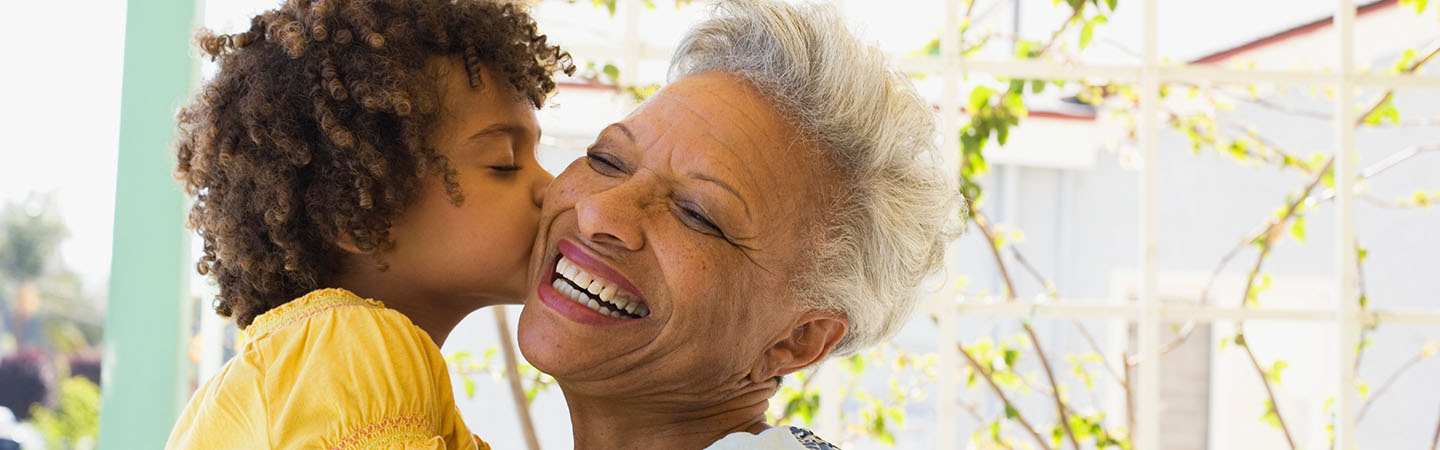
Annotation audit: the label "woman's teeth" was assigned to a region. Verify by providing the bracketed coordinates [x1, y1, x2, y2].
[553, 256, 650, 319]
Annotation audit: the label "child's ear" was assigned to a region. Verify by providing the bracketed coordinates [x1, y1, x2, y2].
[751, 312, 848, 382]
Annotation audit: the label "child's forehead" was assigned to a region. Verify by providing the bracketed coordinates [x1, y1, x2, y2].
[426, 55, 539, 142]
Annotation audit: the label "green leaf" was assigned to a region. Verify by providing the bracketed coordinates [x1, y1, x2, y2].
[602, 63, 620, 85]
[922, 38, 941, 56]
[1267, 360, 1289, 385]
[968, 86, 996, 113]
[1260, 399, 1282, 429]
[1014, 40, 1037, 59]
[1363, 97, 1399, 125]
[1106, 0, 1118, 11]
[1004, 404, 1020, 419]
[1003, 348, 1020, 367]
[1394, 48, 1418, 73]
[1289, 217, 1306, 244]
[1079, 20, 1096, 50]
[845, 353, 867, 374]
[463, 378, 476, 398]
[1401, 0, 1428, 15]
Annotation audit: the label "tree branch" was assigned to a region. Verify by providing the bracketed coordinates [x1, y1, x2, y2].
[1360, 143, 1440, 179]
[493, 307, 542, 450]
[957, 343, 1055, 450]
[972, 211, 1080, 450]
[1356, 347, 1433, 423]
[959, 400, 1018, 450]
[1009, 239, 1134, 446]
[1431, 403, 1440, 450]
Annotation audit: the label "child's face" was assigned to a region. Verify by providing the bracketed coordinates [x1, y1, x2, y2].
[379, 57, 551, 307]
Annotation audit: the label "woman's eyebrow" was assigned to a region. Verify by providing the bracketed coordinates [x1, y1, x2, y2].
[602, 123, 637, 143]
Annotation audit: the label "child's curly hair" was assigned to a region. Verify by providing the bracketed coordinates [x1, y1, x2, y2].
[176, 0, 574, 328]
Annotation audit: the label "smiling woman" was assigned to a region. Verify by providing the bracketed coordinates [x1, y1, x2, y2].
[515, 1, 959, 448]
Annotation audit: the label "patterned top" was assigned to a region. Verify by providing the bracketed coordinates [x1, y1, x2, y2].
[165, 289, 486, 450]
[787, 426, 841, 450]
[705, 425, 840, 449]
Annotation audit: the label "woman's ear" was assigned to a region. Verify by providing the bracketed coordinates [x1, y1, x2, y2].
[752, 312, 848, 382]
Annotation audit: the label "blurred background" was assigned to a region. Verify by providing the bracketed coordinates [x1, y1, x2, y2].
[1, 0, 1438, 448]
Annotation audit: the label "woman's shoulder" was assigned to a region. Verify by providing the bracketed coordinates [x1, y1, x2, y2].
[706, 426, 841, 450]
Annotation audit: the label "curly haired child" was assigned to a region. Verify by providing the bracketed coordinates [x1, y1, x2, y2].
[164, 0, 572, 448]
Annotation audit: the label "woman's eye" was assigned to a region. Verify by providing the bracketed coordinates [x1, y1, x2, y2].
[490, 165, 521, 173]
[585, 152, 625, 175]
[676, 203, 725, 238]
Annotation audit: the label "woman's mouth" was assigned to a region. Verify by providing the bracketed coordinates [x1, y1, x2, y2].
[548, 253, 651, 319]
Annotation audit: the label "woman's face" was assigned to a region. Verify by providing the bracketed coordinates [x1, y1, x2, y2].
[517, 72, 845, 400]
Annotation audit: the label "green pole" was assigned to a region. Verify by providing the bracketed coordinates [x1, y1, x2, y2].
[98, 0, 198, 446]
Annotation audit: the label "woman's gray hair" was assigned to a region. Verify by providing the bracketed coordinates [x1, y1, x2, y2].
[670, 0, 959, 356]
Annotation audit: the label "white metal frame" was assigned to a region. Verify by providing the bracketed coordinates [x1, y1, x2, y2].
[869, 0, 1434, 448]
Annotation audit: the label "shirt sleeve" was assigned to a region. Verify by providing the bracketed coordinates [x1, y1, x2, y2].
[165, 350, 272, 449]
[167, 304, 479, 450]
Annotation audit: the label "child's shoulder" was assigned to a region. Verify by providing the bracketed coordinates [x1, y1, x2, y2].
[243, 288, 395, 341]
[167, 288, 477, 449]
[242, 288, 442, 366]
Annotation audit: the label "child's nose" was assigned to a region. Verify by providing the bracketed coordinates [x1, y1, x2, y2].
[531, 170, 553, 208]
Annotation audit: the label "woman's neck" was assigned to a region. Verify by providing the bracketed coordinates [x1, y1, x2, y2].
[561, 380, 777, 450]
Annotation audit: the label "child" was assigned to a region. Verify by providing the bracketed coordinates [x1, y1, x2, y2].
[164, 0, 572, 448]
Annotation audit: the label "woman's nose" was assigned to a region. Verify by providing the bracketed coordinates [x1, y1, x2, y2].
[574, 179, 646, 252]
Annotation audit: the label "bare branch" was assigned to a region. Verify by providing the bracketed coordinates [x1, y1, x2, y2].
[1033, 6, 1085, 57]
[1356, 348, 1434, 423]
[972, 211, 1080, 450]
[493, 307, 542, 450]
[973, 213, 1019, 301]
[1431, 404, 1440, 450]
[959, 400, 1018, 450]
[1238, 332, 1297, 450]
[1360, 143, 1440, 179]
[1023, 324, 1081, 450]
[1232, 158, 1334, 450]
[957, 341, 1055, 450]
[1009, 242, 1135, 446]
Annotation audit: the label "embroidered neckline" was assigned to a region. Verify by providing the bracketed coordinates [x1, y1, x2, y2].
[242, 288, 385, 343]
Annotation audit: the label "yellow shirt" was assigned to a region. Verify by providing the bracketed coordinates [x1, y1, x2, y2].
[166, 288, 486, 450]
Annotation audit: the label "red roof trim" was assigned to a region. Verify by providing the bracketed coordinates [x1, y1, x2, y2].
[557, 80, 620, 92]
[1190, 0, 1396, 65]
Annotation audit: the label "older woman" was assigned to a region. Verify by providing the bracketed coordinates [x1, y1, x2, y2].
[517, 0, 955, 448]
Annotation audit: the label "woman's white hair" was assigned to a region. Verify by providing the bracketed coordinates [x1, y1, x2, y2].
[670, 0, 959, 356]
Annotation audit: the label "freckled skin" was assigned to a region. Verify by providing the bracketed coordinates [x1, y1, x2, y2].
[518, 72, 849, 449]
